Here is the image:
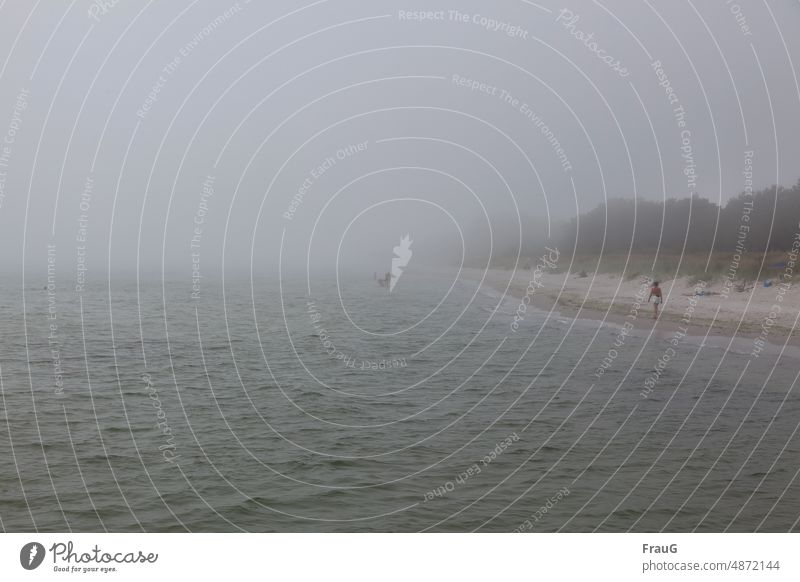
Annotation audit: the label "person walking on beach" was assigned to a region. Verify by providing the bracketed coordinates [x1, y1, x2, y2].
[648, 280, 662, 319]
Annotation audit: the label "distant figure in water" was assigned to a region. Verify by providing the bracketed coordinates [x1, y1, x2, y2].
[384, 271, 391, 289]
[648, 280, 662, 319]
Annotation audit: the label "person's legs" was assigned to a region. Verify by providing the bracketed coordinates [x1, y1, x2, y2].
[653, 301, 658, 319]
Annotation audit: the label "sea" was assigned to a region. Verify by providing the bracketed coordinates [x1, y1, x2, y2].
[1, 268, 799, 532]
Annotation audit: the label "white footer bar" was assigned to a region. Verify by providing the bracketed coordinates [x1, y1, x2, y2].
[1, 533, 795, 581]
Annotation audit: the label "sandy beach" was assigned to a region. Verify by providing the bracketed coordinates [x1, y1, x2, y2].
[465, 266, 800, 350]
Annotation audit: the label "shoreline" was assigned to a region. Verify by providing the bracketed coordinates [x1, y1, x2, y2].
[464, 267, 800, 353]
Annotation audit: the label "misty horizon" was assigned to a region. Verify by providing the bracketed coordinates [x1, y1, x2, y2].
[2, 1, 799, 281]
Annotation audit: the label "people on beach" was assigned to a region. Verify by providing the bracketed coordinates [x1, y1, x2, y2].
[384, 271, 391, 288]
[648, 280, 662, 319]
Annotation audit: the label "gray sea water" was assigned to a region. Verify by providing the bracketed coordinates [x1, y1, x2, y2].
[1, 269, 799, 532]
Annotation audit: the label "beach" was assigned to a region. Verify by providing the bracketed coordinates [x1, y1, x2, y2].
[465, 267, 800, 350]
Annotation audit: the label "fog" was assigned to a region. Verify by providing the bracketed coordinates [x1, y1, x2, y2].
[1, 0, 798, 281]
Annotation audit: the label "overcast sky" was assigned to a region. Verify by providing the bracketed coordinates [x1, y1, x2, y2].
[0, 0, 798, 280]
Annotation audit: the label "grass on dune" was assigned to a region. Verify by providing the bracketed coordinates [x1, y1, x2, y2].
[488, 251, 789, 286]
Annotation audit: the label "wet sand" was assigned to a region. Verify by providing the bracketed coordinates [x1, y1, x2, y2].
[465, 267, 800, 351]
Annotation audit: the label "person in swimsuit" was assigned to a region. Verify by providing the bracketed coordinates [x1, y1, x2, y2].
[648, 280, 662, 319]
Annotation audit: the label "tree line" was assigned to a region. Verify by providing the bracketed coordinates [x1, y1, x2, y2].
[553, 180, 800, 255]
